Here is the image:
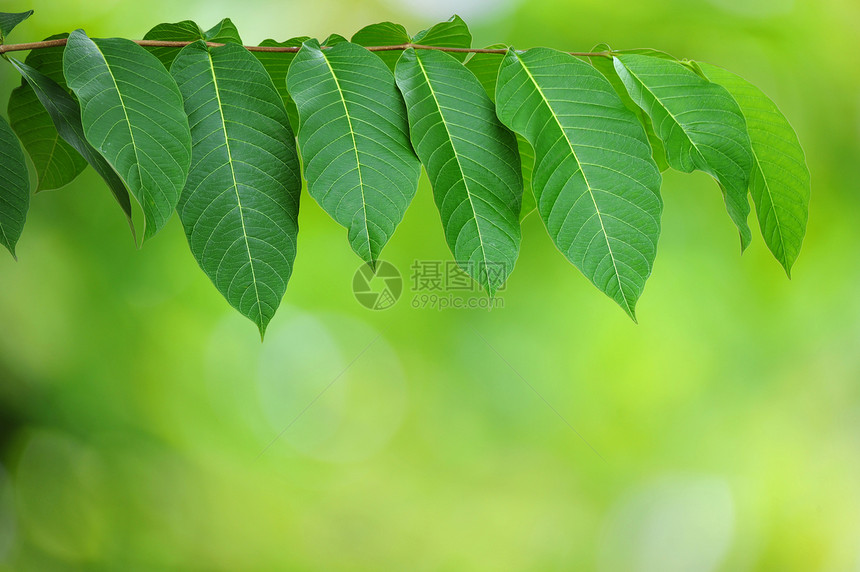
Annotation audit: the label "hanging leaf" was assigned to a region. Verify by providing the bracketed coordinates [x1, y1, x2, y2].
[699, 63, 810, 276]
[495, 48, 663, 319]
[63, 30, 191, 240]
[143, 18, 242, 68]
[0, 10, 33, 41]
[614, 54, 753, 249]
[9, 58, 135, 231]
[171, 41, 301, 335]
[590, 45, 668, 172]
[253, 36, 309, 132]
[395, 48, 522, 294]
[7, 34, 87, 192]
[0, 115, 30, 259]
[287, 39, 420, 266]
[465, 46, 537, 221]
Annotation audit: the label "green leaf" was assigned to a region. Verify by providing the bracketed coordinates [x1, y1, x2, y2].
[351, 22, 410, 71]
[614, 54, 753, 249]
[143, 19, 242, 68]
[395, 48, 522, 294]
[412, 15, 472, 62]
[254, 36, 309, 133]
[353, 15, 472, 70]
[322, 33, 349, 47]
[464, 47, 538, 221]
[171, 41, 301, 336]
[9, 58, 135, 231]
[590, 45, 668, 172]
[699, 63, 810, 275]
[0, 10, 33, 41]
[64, 30, 191, 241]
[7, 34, 88, 192]
[287, 39, 420, 266]
[0, 115, 30, 259]
[495, 48, 663, 319]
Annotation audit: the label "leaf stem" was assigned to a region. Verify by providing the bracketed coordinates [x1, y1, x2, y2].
[0, 38, 611, 58]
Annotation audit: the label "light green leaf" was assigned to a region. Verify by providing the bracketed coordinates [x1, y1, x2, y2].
[0, 115, 30, 259]
[614, 54, 753, 249]
[464, 47, 537, 221]
[8, 34, 87, 192]
[590, 45, 668, 172]
[254, 37, 309, 132]
[143, 19, 242, 69]
[0, 10, 32, 41]
[64, 30, 191, 241]
[495, 48, 663, 319]
[351, 22, 410, 71]
[9, 58, 135, 231]
[412, 15, 471, 62]
[395, 48, 522, 294]
[287, 39, 420, 266]
[699, 62, 810, 275]
[171, 41, 301, 336]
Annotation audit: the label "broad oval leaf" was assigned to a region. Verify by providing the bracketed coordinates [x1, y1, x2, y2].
[395, 48, 522, 294]
[412, 15, 472, 61]
[171, 41, 302, 336]
[8, 34, 88, 192]
[614, 54, 753, 249]
[143, 18, 242, 68]
[0, 115, 30, 259]
[351, 22, 410, 71]
[64, 30, 191, 240]
[253, 36, 309, 132]
[699, 62, 810, 276]
[287, 39, 421, 266]
[9, 58, 135, 231]
[495, 48, 663, 319]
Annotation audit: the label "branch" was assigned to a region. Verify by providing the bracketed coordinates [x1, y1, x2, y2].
[0, 38, 611, 57]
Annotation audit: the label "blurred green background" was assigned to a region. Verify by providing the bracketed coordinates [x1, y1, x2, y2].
[1, 0, 859, 569]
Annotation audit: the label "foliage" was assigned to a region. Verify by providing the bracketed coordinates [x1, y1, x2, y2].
[0, 10, 811, 334]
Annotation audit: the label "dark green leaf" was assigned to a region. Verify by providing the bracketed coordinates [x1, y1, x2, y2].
[64, 30, 191, 240]
[254, 37, 309, 133]
[496, 48, 663, 319]
[614, 54, 753, 249]
[412, 15, 471, 62]
[7, 34, 88, 192]
[395, 48, 522, 294]
[0, 10, 33, 41]
[171, 41, 301, 335]
[351, 22, 410, 71]
[143, 19, 242, 69]
[322, 33, 349, 47]
[9, 58, 135, 231]
[699, 63, 810, 275]
[516, 135, 536, 221]
[287, 39, 420, 266]
[0, 115, 30, 259]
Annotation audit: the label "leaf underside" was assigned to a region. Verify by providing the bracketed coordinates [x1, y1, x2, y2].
[171, 41, 302, 335]
[287, 39, 420, 266]
[495, 48, 663, 319]
[396, 48, 522, 294]
[64, 30, 192, 241]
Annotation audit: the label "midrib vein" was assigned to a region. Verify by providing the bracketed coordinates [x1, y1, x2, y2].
[518, 57, 630, 313]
